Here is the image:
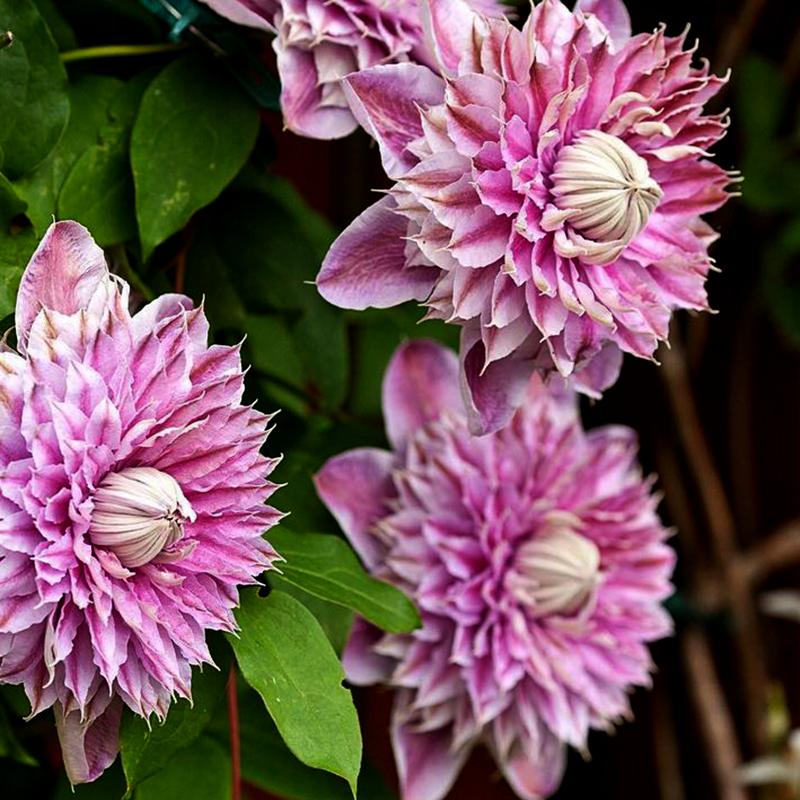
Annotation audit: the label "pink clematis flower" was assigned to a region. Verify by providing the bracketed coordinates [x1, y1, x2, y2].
[315, 340, 675, 800]
[317, 0, 736, 434]
[197, 0, 508, 139]
[0, 222, 282, 783]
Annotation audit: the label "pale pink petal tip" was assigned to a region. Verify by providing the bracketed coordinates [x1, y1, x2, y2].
[382, 339, 461, 450]
[15, 221, 111, 352]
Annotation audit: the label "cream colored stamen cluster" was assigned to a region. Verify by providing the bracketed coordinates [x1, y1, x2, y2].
[550, 130, 663, 266]
[506, 527, 602, 617]
[89, 467, 196, 569]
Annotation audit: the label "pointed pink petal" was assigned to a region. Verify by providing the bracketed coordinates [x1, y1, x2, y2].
[317, 196, 437, 310]
[392, 712, 472, 800]
[196, 0, 277, 31]
[16, 221, 111, 353]
[278, 43, 358, 140]
[383, 340, 461, 451]
[421, 0, 484, 76]
[55, 695, 122, 784]
[575, 0, 632, 49]
[344, 64, 445, 178]
[342, 617, 395, 685]
[495, 727, 566, 800]
[314, 448, 396, 569]
[459, 325, 535, 436]
[570, 342, 623, 399]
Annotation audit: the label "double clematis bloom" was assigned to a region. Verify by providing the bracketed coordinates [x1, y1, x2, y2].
[315, 340, 675, 800]
[317, 0, 736, 434]
[197, 0, 508, 139]
[0, 222, 282, 782]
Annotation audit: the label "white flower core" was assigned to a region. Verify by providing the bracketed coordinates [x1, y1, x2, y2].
[506, 527, 601, 617]
[89, 467, 197, 569]
[550, 130, 663, 266]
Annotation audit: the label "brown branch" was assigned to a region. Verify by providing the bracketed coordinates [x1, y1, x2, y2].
[652, 680, 687, 800]
[715, 0, 769, 71]
[690, 521, 800, 614]
[660, 340, 768, 751]
[782, 21, 800, 85]
[681, 628, 748, 800]
[174, 246, 187, 295]
[741, 519, 800, 586]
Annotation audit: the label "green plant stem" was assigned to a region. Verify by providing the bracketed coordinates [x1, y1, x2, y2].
[60, 42, 190, 64]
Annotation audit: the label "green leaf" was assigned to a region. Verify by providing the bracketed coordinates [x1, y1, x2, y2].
[0, 701, 35, 766]
[0, 0, 69, 178]
[269, 530, 420, 634]
[0, 261, 22, 317]
[33, 0, 77, 51]
[184, 236, 247, 332]
[14, 74, 123, 233]
[120, 636, 231, 798]
[268, 573, 354, 656]
[135, 736, 230, 800]
[229, 588, 362, 798]
[0, 172, 26, 223]
[59, 70, 155, 246]
[236, 692, 395, 800]
[0, 173, 34, 302]
[737, 55, 786, 145]
[192, 178, 349, 408]
[131, 53, 260, 260]
[52, 762, 127, 800]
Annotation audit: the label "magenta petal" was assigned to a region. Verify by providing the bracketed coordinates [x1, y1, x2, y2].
[382, 340, 461, 451]
[344, 64, 445, 178]
[459, 327, 534, 436]
[498, 730, 566, 800]
[574, 0, 631, 49]
[16, 221, 111, 353]
[55, 695, 122, 784]
[342, 617, 395, 685]
[131, 294, 194, 336]
[393, 712, 472, 800]
[570, 342, 623, 399]
[421, 0, 483, 76]
[278, 44, 358, 140]
[196, 0, 277, 31]
[313, 448, 396, 569]
[317, 196, 437, 310]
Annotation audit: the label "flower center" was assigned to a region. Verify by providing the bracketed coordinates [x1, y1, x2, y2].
[89, 467, 197, 569]
[506, 527, 601, 617]
[551, 130, 663, 264]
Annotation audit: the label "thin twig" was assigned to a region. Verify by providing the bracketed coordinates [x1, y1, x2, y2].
[652, 680, 687, 800]
[175, 246, 187, 295]
[60, 42, 190, 63]
[781, 21, 800, 85]
[682, 628, 748, 800]
[228, 663, 242, 800]
[742, 519, 800, 586]
[715, 0, 769, 71]
[661, 339, 768, 751]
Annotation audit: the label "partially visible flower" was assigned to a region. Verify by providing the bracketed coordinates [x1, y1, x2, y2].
[736, 730, 800, 797]
[197, 0, 508, 139]
[0, 222, 282, 782]
[317, 0, 736, 434]
[315, 340, 674, 800]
